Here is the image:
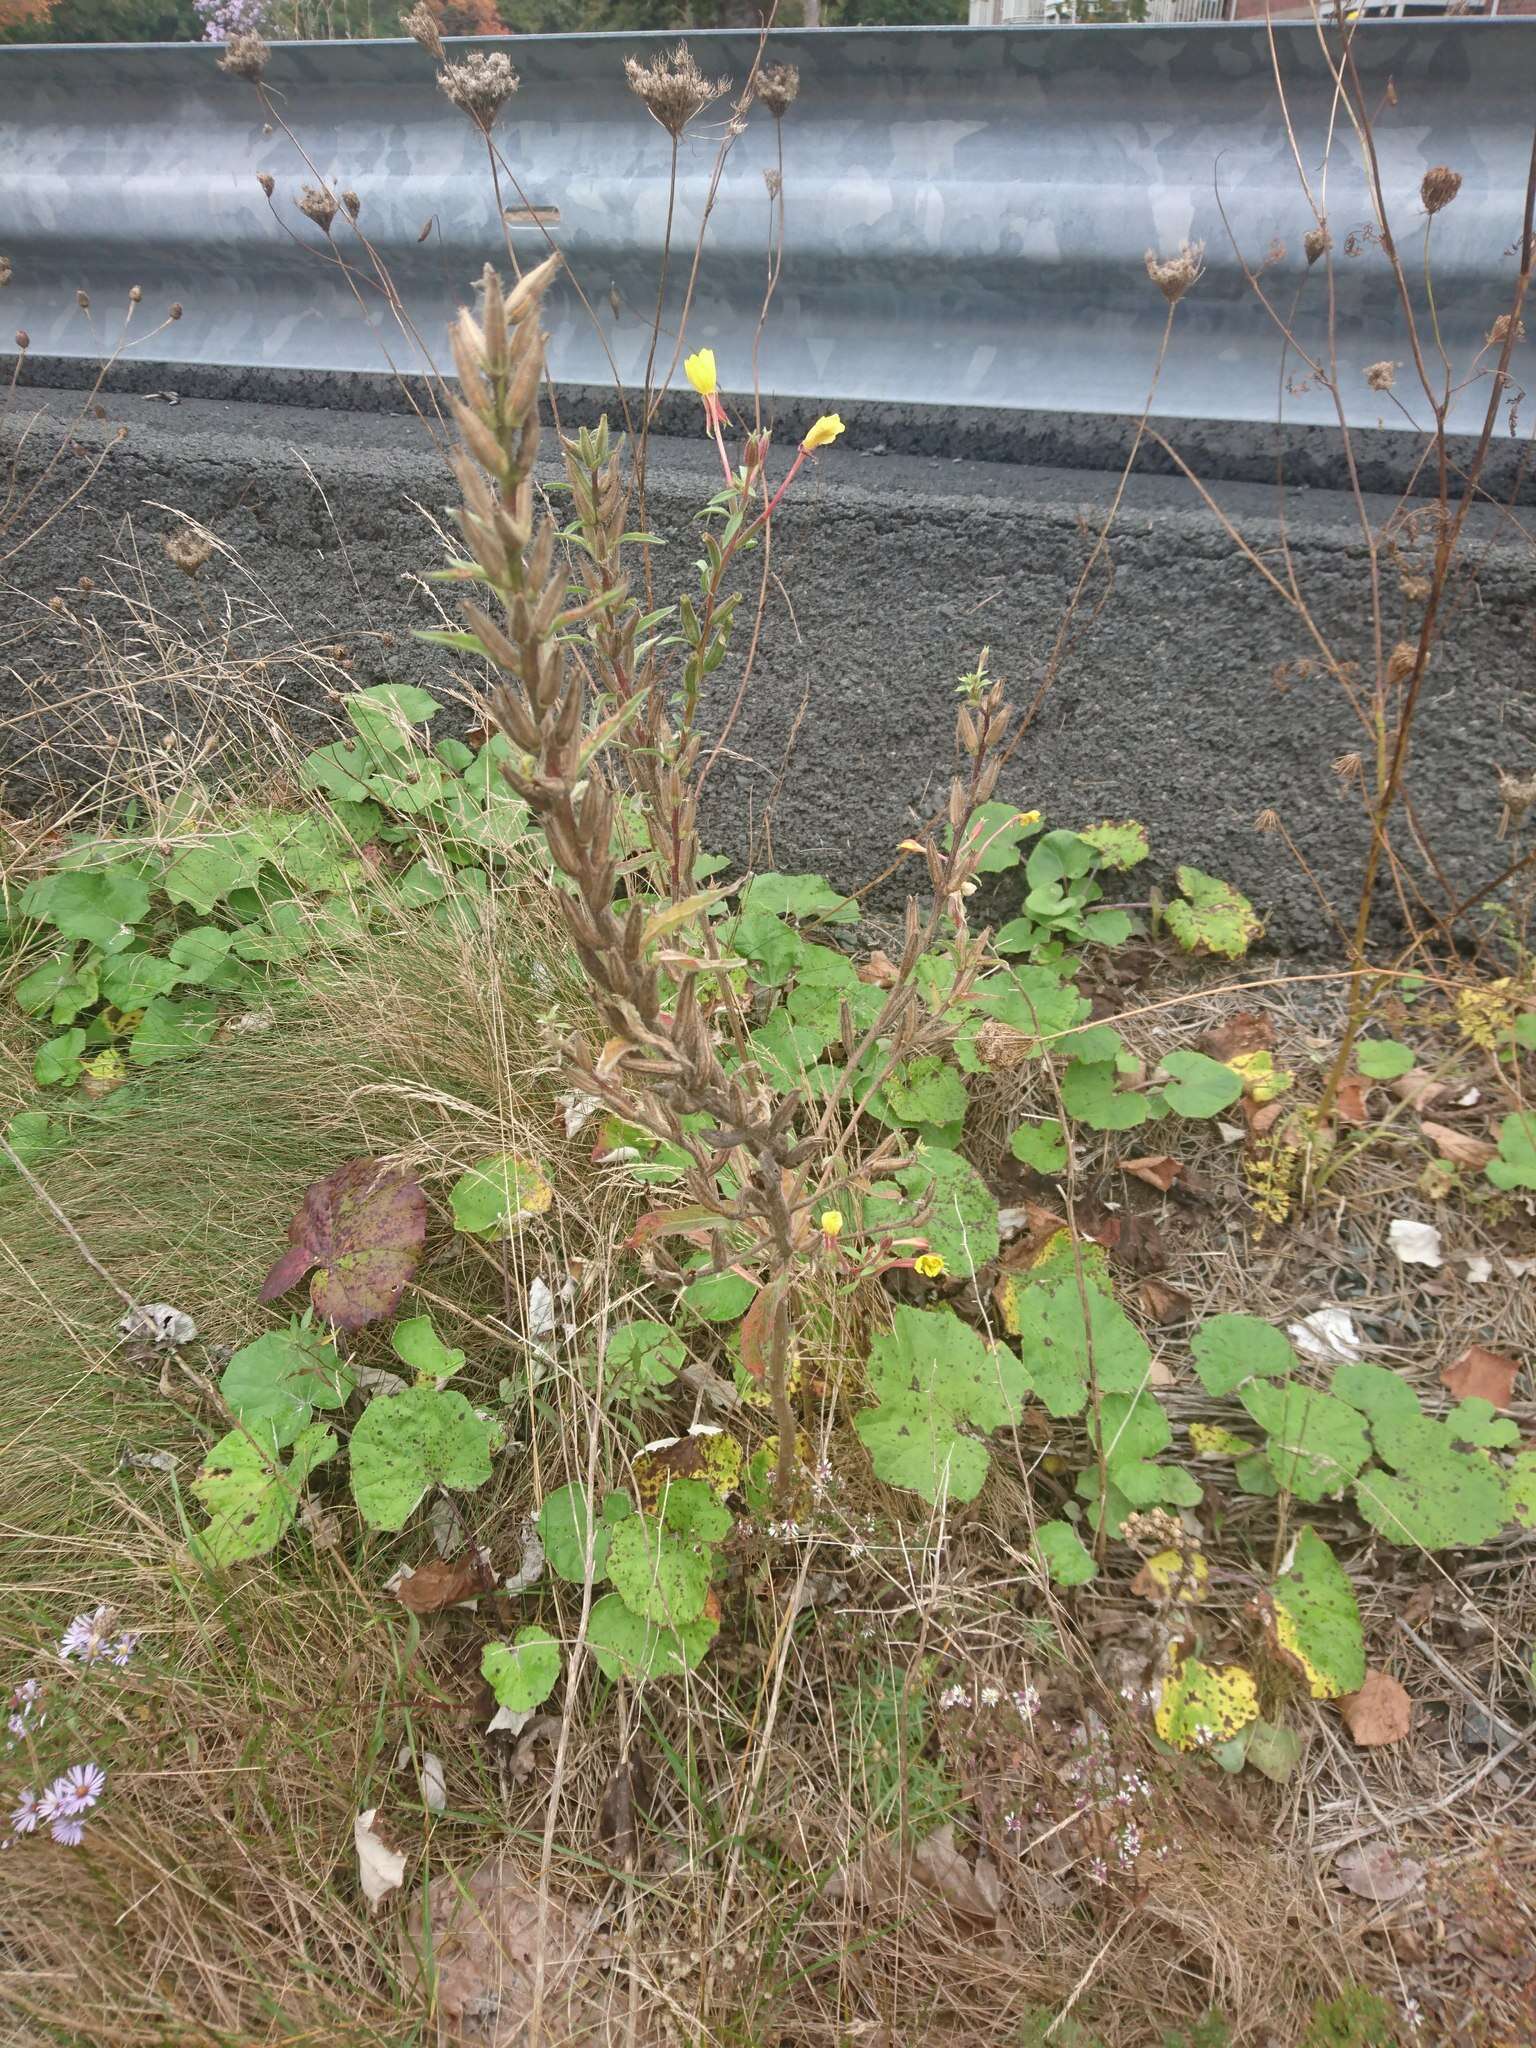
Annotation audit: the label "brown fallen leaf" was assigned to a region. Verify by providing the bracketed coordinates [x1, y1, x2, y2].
[1339, 1669, 1412, 1747]
[997, 1204, 1069, 1272]
[1336, 1839, 1425, 1903]
[1390, 1068, 1448, 1112]
[1120, 1154, 1184, 1193]
[1244, 1097, 1287, 1139]
[1333, 1075, 1372, 1128]
[404, 1851, 660, 2046]
[1083, 1209, 1166, 1275]
[858, 949, 899, 989]
[391, 1548, 496, 1614]
[1421, 1121, 1497, 1172]
[830, 1822, 1001, 1923]
[1201, 1009, 1275, 1062]
[1441, 1344, 1520, 1410]
[1139, 1276, 1193, 1325]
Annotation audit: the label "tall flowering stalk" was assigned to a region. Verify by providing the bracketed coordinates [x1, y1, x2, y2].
[445, 259, 1011, 1498]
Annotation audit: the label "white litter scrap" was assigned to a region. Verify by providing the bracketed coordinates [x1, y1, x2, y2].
[1288, 1307, 1363, 1364]
[396, 1745, 448, 1815]
[354, 1808, 406, 1910]
[1388, 1218, 1444, 1269]
[118, 1303, 198, 1348]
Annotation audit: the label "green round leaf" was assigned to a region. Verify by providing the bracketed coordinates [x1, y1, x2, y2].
[605, 1319, 685, 1397]
[349, 1386, 495, 1530]
[190, 1422, 337, 1568]
[220, 1326, 353, 1442]
[22, 866, 151, 945]
[680, 1270, 757, 1323]
[1355, 1038, 1415, 1080]
[449, 1153, 554, 1236]
[605, 1510, 716, 1627]
[891, 1146, 999, 1278]
[391, 1314, 467, 1384]
[1165, 866, 1262, 960]
[585, 1592, 717, 1684]
[1189, 1313, 1297, 1398]
[1009, 1118, 1067, 1174]
[482, 1626, 561, 1714]
[1159, 1048, 1244, 1119]
[1035, 1519, 1097, 1586]
[538, 1482, 617, 1584]
[1270, 1526, 1365, 1700]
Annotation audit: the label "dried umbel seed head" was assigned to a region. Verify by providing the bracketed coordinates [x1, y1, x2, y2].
[15, 328, 29, 350]
[757, 62, 800, 118]
[129, 284, 142, 304]
[342, 189, 361, 220]
[256, 171, 275, 198]
[76, 288, 90, 311]
[624, 42, 728, 139]
[1254, 807, 1282, 835]
[1121, 1507, 1184, 1555]
[169, 302, 183, 320]
[1421, 164, 1463, 215]
[1365, 359, 1396, 393]
[218, 32, 269, 81]
[401, 1, 444, 61]
[297, 184, 339, 235]
[1144, 240, 1205, 305]
[78, 575, 94, 592]
[763, 167, 782, 200]
[1387, 640, 1419, 686]
[1400, 572, 1431, 603]
[1487, 311, 1525, 347]
[0, 255, 11, 288]
[1333, 751, 1363, 783]
[1304, 225, 1331, 266]
[163, 525, 215, 578]
[1496, 766, 1536, 833]
[438, 51, 520, 132]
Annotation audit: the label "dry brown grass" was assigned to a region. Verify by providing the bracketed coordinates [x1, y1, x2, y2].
[2, 631, 1531, 2047]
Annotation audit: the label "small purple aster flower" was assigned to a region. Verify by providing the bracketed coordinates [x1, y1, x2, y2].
[109, 1634, 139, 1667]
[9, 1789, 39, 1836]
[59, 1606, 117, 1666]
[49, 1815, 86, 1847]
[53, 1764, 105, 1815]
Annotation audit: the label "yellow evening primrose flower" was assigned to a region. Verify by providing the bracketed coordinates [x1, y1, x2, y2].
[914, 1253, 946, 1279]
[684, 348, 718, 398]
[820, 1209, 844, 1238]
[801, 412, 845, 451]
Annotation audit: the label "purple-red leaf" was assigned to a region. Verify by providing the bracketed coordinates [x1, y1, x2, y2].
[739, 1275, 786, 1384]
[260, 1158, 427, 1331]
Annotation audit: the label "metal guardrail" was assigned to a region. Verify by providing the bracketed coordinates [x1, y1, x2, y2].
[0, 23, 1529, 436]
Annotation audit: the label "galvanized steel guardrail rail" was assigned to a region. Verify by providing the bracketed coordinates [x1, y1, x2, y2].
[0, 22, 1531, 438]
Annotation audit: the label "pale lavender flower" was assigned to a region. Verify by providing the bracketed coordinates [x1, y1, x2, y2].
[9, 1789, 39, 1837]
[1013, 1684, 1040, 1721]
[1087, 1856, 1108, 1886]
[49, 1815, 86, 1847]
[53, 1764, 105, 1815]
[979, 1684, 1002, 1708]
[109, 1635, 139, 1668]
[59, 1607, 116, 1666]
[937, 1684, 971, 1711]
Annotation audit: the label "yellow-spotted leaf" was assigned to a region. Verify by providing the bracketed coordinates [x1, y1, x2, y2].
[1132, 1547, 1209, 1603]
[1268, 1526, 1366, 1701]
[1189, 1422, 1251, 1458]
[1154, 1652, 1259, 1752]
